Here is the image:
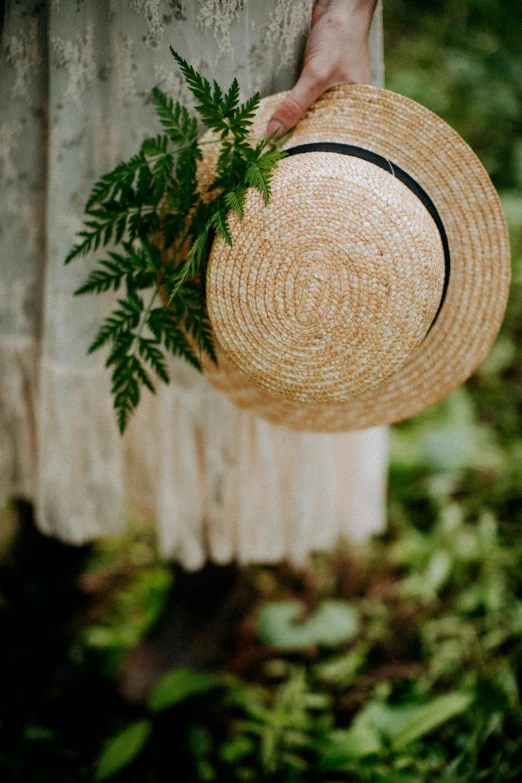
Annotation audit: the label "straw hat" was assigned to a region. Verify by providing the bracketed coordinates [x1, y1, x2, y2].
[193, 84, 511, 432]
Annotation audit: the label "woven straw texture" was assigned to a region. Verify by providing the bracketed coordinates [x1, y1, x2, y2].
[195, 84, 511, 432]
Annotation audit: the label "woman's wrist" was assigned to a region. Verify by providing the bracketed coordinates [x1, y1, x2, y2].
[309, 0, 376, 85]
[313, 0, 378, 41]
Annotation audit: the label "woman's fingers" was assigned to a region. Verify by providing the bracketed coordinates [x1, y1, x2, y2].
[266, 66, 329, 140]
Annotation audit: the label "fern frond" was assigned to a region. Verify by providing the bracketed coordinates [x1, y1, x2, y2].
[85, 153, 145, 212]
[65, 54, 288, 433]
[182, 284, 217, 366]
[138, 337, 170, 384]
[88, 294, 143, 354]
[244, 161, 270, 204]
[221, 78, 240, 115]
[74, 258, 127, 295]
[168, 226, 210, 301]
[174, 145, 200, 215]
[223, 186, 247, 220]
[169, 48, 230, 133]
[231, 93, 260, 135]
[152, 87, 199, 145]
[147, 307, 202, 371]
[209, 206, 232, 246]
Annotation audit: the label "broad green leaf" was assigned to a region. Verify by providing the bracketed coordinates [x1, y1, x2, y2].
[314, 644, 368, 686]
[320, 724, 382, 768]
[148, 668, 220, 712]
[425, 549, 453, 592]
[258, 600, 359, 650]
[322, 701, 404, 765]
[320, 692, 473, 768]
[392, 692, 473, 749]
[95, 719, 151, 780]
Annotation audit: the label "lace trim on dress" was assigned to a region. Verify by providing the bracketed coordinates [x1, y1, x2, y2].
[0, 120, 24, 182]
[51, 22, 96, 105]
[261, 0, 315, 72]
[196, 0, 247, 62]
[131, 0, 164, 45]
[3, 19, 43, 101]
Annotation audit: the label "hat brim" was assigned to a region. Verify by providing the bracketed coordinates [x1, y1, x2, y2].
[195, 84, 511, 431]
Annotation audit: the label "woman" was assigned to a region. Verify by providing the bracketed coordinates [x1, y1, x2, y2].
[0, 0, 387, 697]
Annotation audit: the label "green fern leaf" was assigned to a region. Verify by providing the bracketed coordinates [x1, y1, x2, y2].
[85, 153, 145, 212]
[209, 207, 232, 245]
[134, 355, 157, 394]
[169, 226, 210, 301]
[88, 294, 143, 354]
[138, 337, 170, 384]
[223, 187, 247, 220]
[152, 87, 199, 146]
[74, 259, 127, 295]
[221, 78, 240, 115]
[232, 93, 260, 134]
[244, 161, 270, 203]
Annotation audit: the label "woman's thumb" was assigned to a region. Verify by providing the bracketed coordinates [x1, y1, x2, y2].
[266, 68, 326, 140]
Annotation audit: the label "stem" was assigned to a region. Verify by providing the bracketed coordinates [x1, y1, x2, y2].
[130, 280, 161, 358]
[139, 284, 160, 339]
[170, 225, 192, 263]
[184, 126, 296, 149]
[268, 126, 296, 150]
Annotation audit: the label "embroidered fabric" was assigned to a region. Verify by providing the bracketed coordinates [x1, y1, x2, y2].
[0, 0, 387, 569]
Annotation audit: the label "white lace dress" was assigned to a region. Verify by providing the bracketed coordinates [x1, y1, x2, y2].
[0, 0, 388, 570]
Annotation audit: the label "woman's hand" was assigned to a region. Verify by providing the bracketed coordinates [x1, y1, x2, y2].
[266, 0, 378, 140]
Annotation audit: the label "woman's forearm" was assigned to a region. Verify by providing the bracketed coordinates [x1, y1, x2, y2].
[312, 0, 379, 40]
[266, 0, 379, 138]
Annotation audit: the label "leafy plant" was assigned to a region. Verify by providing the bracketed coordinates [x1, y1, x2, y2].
[229, 667, 326, 776]
[148, 668, 220, 712]
[94, 667, 221, 780]
[66, 48, 290, 433]
[95, 720, 151, 781]
[258, 600, 359, 650]
[320, 691, 474, 767]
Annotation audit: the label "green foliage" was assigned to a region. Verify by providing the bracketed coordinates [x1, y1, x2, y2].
[229, 667, 323, 776]
[4, 393, 522, 781]
[383, 0, 522, 189]
[151, 86, 198, 146]
[92, 669, 221, 779]
[79, 529, 173, 674]
[77, 407, 522, 782]
[148, 669, 220, 712]
[66, 49, 288, 433]
[321, 692, 473, 767]
[258, 600, 359, 650]
[95, 720, 152, 781]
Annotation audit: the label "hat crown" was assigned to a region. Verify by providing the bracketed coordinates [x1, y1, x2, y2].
[294, 251, 331, 326]
[207, 152, 446, 404]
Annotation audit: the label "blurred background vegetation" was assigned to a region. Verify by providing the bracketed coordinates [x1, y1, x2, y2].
[385, 0, 522, 190]
[1, 0, 522, 780]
